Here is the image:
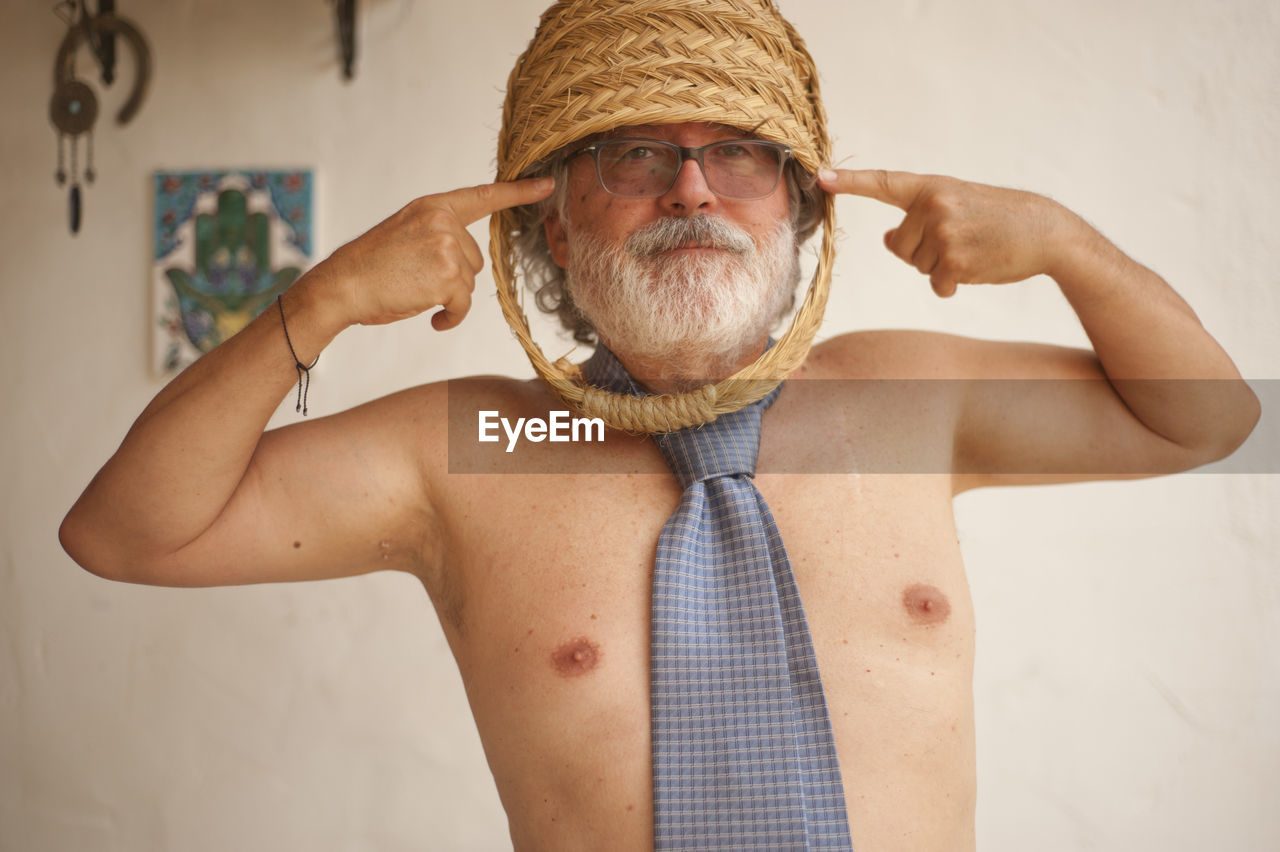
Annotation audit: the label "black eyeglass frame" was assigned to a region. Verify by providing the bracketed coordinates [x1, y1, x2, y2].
[566, 137, 793, 200]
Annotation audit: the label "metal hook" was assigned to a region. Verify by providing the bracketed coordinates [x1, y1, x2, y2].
[335, 0, 357, 81]
[90, 1, 119, 87]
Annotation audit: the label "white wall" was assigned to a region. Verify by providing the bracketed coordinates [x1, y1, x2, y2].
[2, 1, 1276, 850]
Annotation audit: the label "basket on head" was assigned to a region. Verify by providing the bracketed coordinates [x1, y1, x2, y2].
[490, 0, 835, 434]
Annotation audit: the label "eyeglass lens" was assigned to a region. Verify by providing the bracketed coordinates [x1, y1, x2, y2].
[594, 140, 785, 199]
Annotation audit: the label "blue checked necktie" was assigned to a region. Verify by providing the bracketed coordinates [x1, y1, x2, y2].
[584, 346, 854, 851]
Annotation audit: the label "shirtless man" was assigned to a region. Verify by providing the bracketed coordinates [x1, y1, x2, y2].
[60, 14, 1259, 852]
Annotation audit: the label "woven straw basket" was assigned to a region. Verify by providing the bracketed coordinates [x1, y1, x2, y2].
[490, 0, 835, 434]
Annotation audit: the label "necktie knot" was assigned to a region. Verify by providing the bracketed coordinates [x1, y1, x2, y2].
[653, 400, 772, 488]
[582, 344, 781, 488]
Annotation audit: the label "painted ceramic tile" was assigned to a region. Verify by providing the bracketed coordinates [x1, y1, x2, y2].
[153, 169, 313, 373]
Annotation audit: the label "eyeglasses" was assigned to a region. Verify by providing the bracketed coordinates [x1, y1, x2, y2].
[568, 137, 791, 200]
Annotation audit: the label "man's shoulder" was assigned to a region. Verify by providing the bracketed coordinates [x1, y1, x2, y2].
[338, 373, 580, 475]
[801, 329, 975, 380]
[375, 371, 543, 404]
[378, 373, 560, 429]
[328, 374, 554, 448]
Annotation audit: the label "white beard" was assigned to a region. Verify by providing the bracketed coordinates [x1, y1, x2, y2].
[564, 215, 800, 381]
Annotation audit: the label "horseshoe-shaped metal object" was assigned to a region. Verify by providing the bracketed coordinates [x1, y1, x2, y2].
[54, 11, 151, 126]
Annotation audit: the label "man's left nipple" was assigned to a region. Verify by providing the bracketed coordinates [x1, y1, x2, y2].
[551, 637, 602, 677]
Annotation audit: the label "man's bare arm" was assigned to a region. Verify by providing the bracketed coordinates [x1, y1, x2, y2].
[60, 178, 554, 586]
[817, 169, 1260, 485]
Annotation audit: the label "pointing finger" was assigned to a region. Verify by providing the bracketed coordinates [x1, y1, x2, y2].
[444, 177, 555, 226]
[817, 168, 928, 211]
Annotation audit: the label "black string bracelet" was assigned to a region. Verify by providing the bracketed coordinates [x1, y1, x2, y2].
[277, 295, 320, 415]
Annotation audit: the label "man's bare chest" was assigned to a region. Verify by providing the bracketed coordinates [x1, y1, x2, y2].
[421, 466, 976, 845]
[432, 466, 971, 679]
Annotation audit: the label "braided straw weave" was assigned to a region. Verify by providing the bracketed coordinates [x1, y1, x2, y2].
[491, 0, 834, 434]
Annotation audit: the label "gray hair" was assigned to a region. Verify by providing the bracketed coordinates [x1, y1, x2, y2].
[509, 154, 825, 345]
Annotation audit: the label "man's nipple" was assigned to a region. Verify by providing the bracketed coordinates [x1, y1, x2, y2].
[903, 583, 951, 625]
[551, 637, 602, 677]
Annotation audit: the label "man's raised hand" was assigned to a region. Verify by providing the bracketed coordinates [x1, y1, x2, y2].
[817, 169, 1078, 297]
[304, 177, 554, 330]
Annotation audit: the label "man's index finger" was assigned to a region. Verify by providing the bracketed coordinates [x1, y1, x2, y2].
[826, 169, 926, 211]
[447, 178, 555, 226]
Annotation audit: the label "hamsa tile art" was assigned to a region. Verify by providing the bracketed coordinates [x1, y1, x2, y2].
[153, 169, 313, 372]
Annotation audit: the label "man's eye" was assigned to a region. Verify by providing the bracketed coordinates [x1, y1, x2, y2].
[619, 145, 657, 161]
[714, 144, 751, 159]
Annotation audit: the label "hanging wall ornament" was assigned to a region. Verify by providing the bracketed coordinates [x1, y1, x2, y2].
[49, 1, 152, 235]
[49, 78, 97, 233]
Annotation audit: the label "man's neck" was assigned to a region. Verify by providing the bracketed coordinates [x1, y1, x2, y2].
[603, 337, 770, 395]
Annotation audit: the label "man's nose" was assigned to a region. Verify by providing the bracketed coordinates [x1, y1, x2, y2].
[659, 157, 717, 215]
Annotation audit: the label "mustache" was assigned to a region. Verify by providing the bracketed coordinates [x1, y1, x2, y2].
[624, 215, 755, 257]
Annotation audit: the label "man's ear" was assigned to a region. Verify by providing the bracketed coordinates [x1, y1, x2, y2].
[544, 210, 569, 269]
